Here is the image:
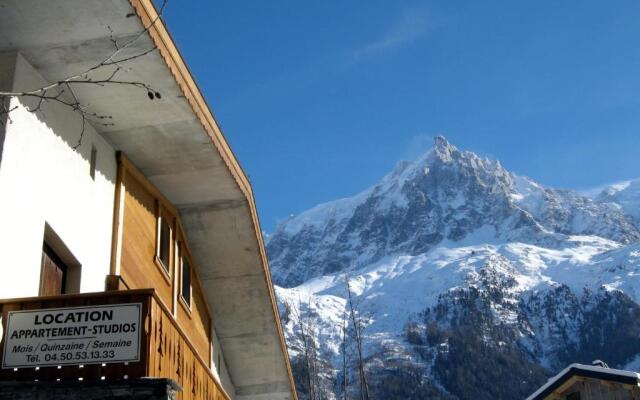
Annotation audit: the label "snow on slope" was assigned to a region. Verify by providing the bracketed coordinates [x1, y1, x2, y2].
[268, 136, 640, 288]
[277, 235, 640, 363]
[597, 178, 640, 223]
[270, 137, 640, 397]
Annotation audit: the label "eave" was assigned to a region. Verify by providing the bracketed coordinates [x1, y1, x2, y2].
[0, 1, 296, 399]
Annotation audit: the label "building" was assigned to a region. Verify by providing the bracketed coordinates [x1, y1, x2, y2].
[0, 1, 297, 399]
[527, 363, 640, 400]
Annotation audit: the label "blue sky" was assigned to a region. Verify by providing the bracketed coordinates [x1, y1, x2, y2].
[162, 0, 640, 232]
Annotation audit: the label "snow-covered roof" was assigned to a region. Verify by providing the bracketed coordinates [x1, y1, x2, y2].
[526, 363, 640, 400]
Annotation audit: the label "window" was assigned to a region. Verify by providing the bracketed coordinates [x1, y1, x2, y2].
[181, 255, 191, 306]
[157, 215, 171, 272]
[40, 224, 81, 295]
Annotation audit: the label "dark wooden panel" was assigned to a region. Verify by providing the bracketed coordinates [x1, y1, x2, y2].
[41, 245, 66, 296]
[147, 297, 228, 400]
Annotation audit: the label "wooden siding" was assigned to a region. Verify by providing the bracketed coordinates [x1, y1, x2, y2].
[120, 168, 174, 309]
[552, 377, 640, 400]
[149, 294, 224, 400]
[0, 290, 230, 400]
[176, 273, 211, 367]
[110, 153, 214, 381]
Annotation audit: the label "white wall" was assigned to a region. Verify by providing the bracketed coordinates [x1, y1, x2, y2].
[0, 52, 117, 298]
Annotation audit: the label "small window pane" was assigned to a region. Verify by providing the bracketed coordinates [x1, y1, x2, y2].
[89, 146, 97, 180]
[159, 218, 170, 270]
[181, 256, 191, 305]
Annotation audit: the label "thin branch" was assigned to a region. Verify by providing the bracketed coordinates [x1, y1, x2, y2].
[0, 0, 168, 147]
[66, 83, 87, 149]
[0, 99, 17, 126]
[345, 276, 370, 400]
[103, 46, 158, 66]
[342, 301, 349, 400]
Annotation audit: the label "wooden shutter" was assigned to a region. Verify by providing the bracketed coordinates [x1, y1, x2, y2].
[40, 244, 67, 296]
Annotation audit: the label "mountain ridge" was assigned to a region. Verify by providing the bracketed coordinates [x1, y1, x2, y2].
[268, 136, 640, 288]
[596, 178, 640, 224]
[268, 137, 640, 400]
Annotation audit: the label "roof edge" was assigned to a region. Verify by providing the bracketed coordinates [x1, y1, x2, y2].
[527, 364, 640, 400]
[127, 1, 298, 399]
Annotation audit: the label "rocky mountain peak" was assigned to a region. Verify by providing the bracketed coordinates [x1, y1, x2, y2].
[432, 135, 456, 162]
[272, 138, 640, 400]
[267, 139, 640, 287]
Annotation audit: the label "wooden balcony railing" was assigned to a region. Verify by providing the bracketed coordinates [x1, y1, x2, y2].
[0, 289, 230, 400]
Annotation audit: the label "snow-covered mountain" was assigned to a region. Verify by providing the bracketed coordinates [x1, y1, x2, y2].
[268, 136, 639, 287]
[597, 178, 640, 224]
[267, 137, 640, 400]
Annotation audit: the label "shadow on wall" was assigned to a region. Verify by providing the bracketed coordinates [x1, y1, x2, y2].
[0, 51, 116, 185]
[0, 99, 8, 164]
[0, 52, 16, 168]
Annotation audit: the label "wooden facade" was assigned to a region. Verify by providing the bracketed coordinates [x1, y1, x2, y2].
[0, 153, 230, 398]
[527, 364, 640, 400]
[0, 290, 230, 400]
[557, 378, 640, 400]
[109, 153, 214, 366]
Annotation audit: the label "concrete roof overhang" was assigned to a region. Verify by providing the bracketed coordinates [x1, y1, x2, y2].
[0, 1, 296, 399]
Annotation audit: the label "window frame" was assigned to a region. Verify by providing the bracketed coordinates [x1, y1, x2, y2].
[178, 241, 193, 313]
[154, 204, 174, 283]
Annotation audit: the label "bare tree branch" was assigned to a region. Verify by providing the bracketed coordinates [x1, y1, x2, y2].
[341, 301, 349, 400]
[0, 0, 168, 148]
[345, 275, 370, 400]
[289, 297, 317, 400]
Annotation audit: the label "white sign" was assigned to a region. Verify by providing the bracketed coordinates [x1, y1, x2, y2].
[2, 303, 141, 368]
